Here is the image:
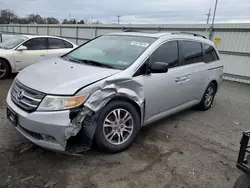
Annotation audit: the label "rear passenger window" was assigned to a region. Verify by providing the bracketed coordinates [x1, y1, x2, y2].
[48, 38, 66, 49]
[23, 38, 47, 50]
[204, 44, 219, 63]
[63, 40, 73, 48]
[182, 41, 203, 65]
[151, 41, 179, 68]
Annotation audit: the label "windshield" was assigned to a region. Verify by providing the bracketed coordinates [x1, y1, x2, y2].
[0, 36, 28, 49]
[65, 35, 156, 70]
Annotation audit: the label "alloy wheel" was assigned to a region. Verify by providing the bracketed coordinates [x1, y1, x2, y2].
[103, 108, 134, 145]
[0, 62, 7, 79]
[204, 86, 214, 108]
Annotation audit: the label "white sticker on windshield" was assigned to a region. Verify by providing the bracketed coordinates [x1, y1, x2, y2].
[117, 61, 129, 65]
[130, 41, 149, 48]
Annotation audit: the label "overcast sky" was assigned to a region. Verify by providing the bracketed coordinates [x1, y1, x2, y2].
[1, 0, 250, 24]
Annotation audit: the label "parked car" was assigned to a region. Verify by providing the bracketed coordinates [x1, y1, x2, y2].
[6, 31, 223, 153]
[234, 131, 250, 188]
[0, 35, 77, 79]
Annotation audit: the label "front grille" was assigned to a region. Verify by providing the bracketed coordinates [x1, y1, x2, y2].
[11, 80, 46, 112]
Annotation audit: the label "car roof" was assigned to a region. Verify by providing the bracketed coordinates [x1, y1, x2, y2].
[21, 35, 69, 40]
[106, 32, 215, 46]
[106, 32, 169, 38]
[20, 35, 75, 45]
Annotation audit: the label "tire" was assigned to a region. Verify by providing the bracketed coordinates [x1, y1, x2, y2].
[233, 174, 250, 188]
[95, 100, 140, 153]
[197, 82, 216, 111]
[0, 59, 10, 79]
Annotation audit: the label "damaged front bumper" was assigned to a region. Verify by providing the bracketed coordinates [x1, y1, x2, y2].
[6, 92, 93, 152]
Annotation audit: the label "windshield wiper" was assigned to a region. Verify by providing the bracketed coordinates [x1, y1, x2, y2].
[78, 59, 116, 69]
[64, 56, 116, 69]
[63, 56, 82, 63]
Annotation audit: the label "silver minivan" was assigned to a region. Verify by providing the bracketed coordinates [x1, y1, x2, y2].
[6, 32, 223, 153]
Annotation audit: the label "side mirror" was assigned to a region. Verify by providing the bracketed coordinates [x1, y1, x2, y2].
[150, 62, 169, 73]
[17, 45, 27, 51]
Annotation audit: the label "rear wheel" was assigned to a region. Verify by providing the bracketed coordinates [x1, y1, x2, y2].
[233, 174, 250, 188]
[197, 82, 216, 111]
[95, 100, 140, 153]
[0, 59, 10, 79]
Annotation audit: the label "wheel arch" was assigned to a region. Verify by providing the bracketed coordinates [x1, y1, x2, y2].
[210, 80, 218, 93]
[0, 57, 12, 73]
[107, 96, 142, 124]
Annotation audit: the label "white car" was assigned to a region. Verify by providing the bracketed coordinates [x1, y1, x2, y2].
[0, 35, 77, 79]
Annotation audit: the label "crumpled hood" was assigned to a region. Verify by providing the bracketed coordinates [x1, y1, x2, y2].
[16, 57, 121, 95]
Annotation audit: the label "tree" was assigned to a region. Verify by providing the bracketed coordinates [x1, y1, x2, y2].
[62, 19, 77, 24]
[62, 19, 69, 24]
[0, 9, 17, 24]
[27, 14, 45, 24]
[92, 20, 102, 24]
[77, 20, 85, 24]
[18, 18, 28, 24]
[45, 17, 59, 24]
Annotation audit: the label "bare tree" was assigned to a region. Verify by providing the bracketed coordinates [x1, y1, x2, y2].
[92, 20, 102, 24]
[0, 9, 17, 24]
[27, 14, 45, 24]
[77, 20, 85, 24]
[45, 17, 59, 24]
[62, 19, 69, 24]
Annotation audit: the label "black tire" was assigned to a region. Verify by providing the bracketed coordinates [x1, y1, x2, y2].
[233, 174, 250, 188]
[95, 100, 140, 153]
[0, 59, 11, 79]
[197, 82, 216, 111]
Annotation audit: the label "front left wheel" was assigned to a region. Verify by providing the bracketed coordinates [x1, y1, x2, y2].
[0, 60, 10, 79]
[95, 100, 140, 153]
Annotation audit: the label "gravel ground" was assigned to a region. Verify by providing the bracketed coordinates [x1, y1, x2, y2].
[0, 76, 249, 188]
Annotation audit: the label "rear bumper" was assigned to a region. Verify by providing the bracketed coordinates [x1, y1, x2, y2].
[6, 91, 71, 152]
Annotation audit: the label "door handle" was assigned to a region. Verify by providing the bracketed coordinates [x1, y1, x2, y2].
[175, 78, 181, 82]
[175, 74, 191, 83]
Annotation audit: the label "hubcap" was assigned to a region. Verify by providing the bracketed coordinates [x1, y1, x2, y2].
[103, 108, 134, 145]
[204, 86, 214, 107]
[0, 62, 7, 78]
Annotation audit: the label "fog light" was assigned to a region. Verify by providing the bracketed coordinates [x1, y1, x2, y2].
[41, 134, 55, 142]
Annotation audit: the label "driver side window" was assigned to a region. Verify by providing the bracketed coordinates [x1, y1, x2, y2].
[150, 41, 179, 68]
[22, 38, 47, 50]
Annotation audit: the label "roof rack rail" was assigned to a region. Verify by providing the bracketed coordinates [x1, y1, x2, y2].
[123, 29, 141, 32]
[172, 32, 207, 39]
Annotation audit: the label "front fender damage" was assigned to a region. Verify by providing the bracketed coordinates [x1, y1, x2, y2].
[65, 77, 144, 153]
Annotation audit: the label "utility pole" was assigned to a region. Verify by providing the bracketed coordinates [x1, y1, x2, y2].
[209, 0, 218, 40]
[206, 8, 211, 24]
[117, 15, 120, 24]
[205, 8, 211, 33]
[91, 16, 93, 24]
